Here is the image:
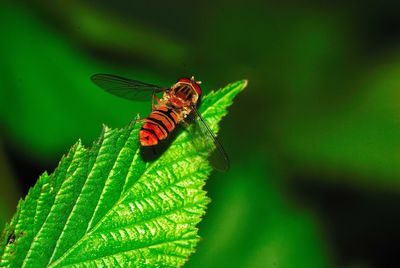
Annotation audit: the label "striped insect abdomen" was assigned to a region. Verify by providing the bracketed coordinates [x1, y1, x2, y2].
[139, 105, 180, 146]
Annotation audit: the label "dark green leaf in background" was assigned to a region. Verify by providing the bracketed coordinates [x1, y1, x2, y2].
[187, 159, 332, 268]
[0, 3, 173, 159]
[0, 143, 20, 231]
[279, 60, 400, 188]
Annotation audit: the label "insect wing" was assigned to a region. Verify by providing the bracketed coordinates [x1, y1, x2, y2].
[190, 106, 230, 171]
[91, 74, 165, 101]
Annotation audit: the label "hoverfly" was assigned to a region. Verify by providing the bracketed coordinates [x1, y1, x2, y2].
[91, 74, 229, 171]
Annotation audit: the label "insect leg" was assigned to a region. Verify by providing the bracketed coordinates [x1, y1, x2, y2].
[151, 93, 156, 111]
[151, 91, 162, 111]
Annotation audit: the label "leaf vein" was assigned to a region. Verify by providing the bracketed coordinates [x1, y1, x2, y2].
[20, 146, 81, 267]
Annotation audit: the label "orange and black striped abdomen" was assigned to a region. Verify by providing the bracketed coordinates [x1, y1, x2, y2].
[139, 105, 180, 146]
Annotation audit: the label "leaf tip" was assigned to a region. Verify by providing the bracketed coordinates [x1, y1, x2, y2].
[101, 123, 109, 132]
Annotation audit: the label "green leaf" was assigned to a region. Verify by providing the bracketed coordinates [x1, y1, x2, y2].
[0, 80, 247, 267]
[278, 58, 400, 188]
[0, 3, 172, 159]
[187, 159, 332, 268]
[0, 142, 20, 231]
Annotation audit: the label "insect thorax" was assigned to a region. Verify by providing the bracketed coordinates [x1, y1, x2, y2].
[170, 82, 199, 104]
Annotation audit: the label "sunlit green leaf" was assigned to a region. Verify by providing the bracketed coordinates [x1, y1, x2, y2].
[0, 80, 247, 267]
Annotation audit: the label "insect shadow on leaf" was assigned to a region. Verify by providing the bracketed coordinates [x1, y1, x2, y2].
[140, 124, 182, 162]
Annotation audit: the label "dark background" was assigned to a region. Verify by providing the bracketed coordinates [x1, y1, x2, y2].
[1, 1, 400, 267]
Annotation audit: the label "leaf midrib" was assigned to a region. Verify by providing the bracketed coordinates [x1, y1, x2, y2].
[48, 139, 154, 267]
[57, 236, 196, 267]
[47, 129, 124, 265]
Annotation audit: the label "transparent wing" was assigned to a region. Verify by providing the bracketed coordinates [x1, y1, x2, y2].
[91, 73, 166, 101]
[190, 106, 230, 171]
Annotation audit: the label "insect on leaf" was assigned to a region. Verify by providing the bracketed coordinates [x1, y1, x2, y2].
[0, 80, 247, 267]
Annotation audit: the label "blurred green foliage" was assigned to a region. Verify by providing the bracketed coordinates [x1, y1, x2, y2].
[1, 0, 400, 267]
[187, 160, 330, 268]
[0, 2, 168, 158]
[0, 143, 19, 231]
[279, 61, 400, 187]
